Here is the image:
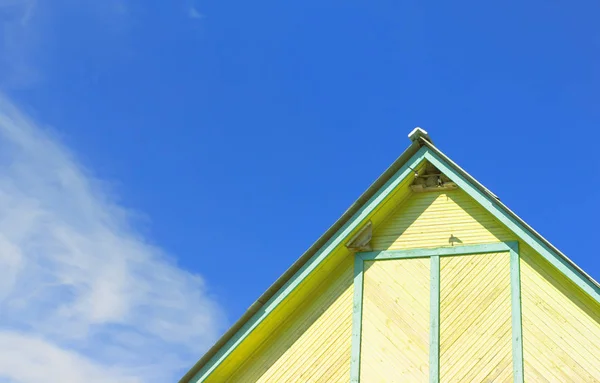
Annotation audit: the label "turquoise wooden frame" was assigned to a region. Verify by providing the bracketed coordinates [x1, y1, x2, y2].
[350, 241, 524, 383]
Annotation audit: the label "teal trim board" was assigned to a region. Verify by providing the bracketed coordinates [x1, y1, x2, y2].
[350, 242, 519, 383]
[429, 255, 440, 383]
[359, 242, 515, 261]
[509, 242, 524, 383]
[350, 254, 365, 383]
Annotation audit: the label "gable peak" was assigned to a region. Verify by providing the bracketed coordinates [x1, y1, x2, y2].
[410, 162, 457, 193]
[408, 127, 432, 144]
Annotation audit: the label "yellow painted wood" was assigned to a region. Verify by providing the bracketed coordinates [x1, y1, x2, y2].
[212, 188, 518, 381]
[440, 252, 513, 383]
[203, 183, 600, 382]
[520, 246, 600, 382]
[217, 255, 354, 383]
[361, 258, 430, 382]
[371, 190, 514, 251]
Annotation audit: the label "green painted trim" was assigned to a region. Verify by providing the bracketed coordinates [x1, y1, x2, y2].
[509, 242, 524, 383]
[359, 242, 516, 261]
[359, 250, 430, 260]
[429, 255, 440, 383]
[423, 149, 600, 305]
[350, 254, 365, 383]
[189, 147, 428, 382]
[351, 242, 515, 383]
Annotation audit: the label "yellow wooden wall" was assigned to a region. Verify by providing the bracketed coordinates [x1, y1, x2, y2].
[208, 256, 354, 383]
[371, 189, 600, 382]
[440, 252, 513, 382]
[520, 247, 600, 382]
[361, 258, 430, 382]
[201, 186, 600, 382]
[371, 190, 514, 251]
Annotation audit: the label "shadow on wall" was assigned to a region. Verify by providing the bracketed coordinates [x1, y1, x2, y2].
[449, 234, 463, 245]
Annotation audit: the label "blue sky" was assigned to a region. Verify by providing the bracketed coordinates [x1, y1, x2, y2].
[0, 1, 599, 382]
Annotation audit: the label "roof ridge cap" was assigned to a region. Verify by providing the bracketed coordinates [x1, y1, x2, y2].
[408, 127, 433, 144]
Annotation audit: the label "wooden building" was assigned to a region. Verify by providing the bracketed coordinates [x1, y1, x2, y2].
[181, 128, 600, 382]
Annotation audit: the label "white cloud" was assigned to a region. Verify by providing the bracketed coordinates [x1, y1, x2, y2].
[188, 6, 204, 20]
[0, 332, 140, 383]
[0, 0, 133, 88]
[0, 95, 225, 382]
[1, 1, 205, 88]
[0, 0, 42, 87]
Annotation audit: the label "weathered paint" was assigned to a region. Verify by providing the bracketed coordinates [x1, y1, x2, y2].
[440, 252, 513, 382]
[361, 258, 430, 382]
[520, 247, 600, 382]
[209, 256, 354, 383]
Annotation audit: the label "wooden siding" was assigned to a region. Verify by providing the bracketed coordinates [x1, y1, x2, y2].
[361, 258, 430, 382]
[440, 252, 513, 382]
[371, 190, 514, 251]
[200, 185, 600, 382]
[209, 256, 354, 383]
[520, 246, 600, 382]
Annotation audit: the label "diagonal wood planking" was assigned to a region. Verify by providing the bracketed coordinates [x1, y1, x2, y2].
[440, 252, 513, 383]
[361, 258, 430, 382]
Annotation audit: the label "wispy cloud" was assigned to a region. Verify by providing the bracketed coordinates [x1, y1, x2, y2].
[0, 0, 42, 87]
[0, 95, 225, 382]
[1, 1, 205, 88]
[0, 0, 132, 88]
[188, 6, 204, 20]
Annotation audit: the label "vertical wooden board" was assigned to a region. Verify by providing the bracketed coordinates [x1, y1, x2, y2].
[520, 247, 600, 382]
[361, 258, 430, 382]
[440, 252, 512, 383]
[221, 256, 354, 383]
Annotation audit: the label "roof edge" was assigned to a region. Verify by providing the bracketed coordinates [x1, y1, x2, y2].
[408, 127, 432, 144]
[179, 139, 424, 383]
[181, 132, 600, 383]
[420, 138, 600, 293]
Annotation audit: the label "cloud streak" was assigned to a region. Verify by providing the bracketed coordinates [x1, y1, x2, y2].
[0, 95, 224, 382]
[188, 6, 204, 20]
[0, 0, 42, 87]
